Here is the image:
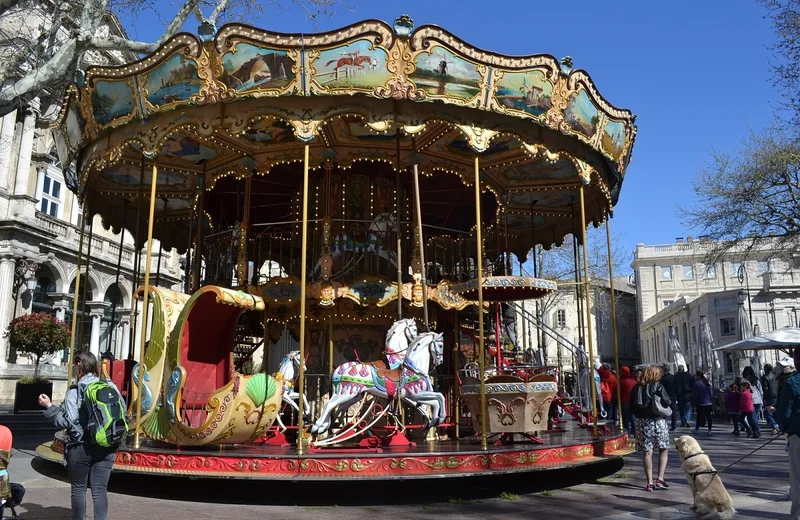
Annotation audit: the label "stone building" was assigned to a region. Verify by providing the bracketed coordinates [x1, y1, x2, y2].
[0, 9, 183, 404]
[516, 277, 640, 370]
[631, 238, 798, 377]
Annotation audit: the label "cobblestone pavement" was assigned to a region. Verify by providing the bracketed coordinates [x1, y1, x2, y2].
[3, 427, 792, 519]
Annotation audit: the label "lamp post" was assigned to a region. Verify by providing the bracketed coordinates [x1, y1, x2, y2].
[8, 259, 38, 364]
[737, 264, 753, 334]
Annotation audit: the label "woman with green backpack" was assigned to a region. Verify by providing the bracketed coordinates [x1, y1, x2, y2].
[38, 351, 125, 520]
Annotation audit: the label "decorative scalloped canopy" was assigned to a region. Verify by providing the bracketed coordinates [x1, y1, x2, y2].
[52, 16, 636, 254]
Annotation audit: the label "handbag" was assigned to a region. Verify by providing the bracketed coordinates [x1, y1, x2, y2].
[649, 384, 672, 418]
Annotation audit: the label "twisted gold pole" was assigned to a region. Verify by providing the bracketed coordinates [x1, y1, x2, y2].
[296, 144, 310, 455]
[133, 160, 159, 450]
[578, 184, 599, 438]
[474, 156, 488, 450]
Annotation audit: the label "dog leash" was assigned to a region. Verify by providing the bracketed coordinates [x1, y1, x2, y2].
[687, 433, 785, 482]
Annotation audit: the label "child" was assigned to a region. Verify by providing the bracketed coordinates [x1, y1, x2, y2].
[724, 383, 741, 436]
[740, 381, 758, 438]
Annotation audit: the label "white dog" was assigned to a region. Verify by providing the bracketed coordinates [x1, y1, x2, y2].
[673, 435, 735, 520]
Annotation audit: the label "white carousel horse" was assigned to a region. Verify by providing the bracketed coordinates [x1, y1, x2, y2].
[310, 331, 445, 435]
[384, 317, 418, 369]
[274, 350, 311, 424]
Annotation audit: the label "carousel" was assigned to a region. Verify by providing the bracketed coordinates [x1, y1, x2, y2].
[35, 15, 636, 481]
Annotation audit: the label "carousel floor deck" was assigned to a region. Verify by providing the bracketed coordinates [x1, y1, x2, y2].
[36, 425, 632, 481]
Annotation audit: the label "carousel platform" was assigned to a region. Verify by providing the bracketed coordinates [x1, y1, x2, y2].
[35, 425, 632, 481]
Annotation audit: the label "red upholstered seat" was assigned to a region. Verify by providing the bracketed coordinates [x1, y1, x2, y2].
[178, 293, 240, 427]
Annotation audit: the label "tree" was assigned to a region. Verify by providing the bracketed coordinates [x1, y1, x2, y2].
[761, 0, 800, 128]
[0, 0, 338, 117]
[684, 127, 800, 258]
[517, 225, 628, 362]
[6, 312, 70, 380]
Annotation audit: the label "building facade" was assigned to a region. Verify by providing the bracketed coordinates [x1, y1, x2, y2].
[0, 10, 183, 404]
[516, 277, 640, 370]
[631, 238, 798, 376]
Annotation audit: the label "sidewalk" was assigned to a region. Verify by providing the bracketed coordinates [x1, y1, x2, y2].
[4, 426, 792, 519]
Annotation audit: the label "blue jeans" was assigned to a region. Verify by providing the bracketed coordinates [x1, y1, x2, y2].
[764, 399, 779, 429]
[679, 398, 692, 426]
[753, 404, 762, 435]
[621, 402, 635, 434]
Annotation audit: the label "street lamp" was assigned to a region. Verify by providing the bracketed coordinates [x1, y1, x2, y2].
[737, 288, 746, 306]
[737, 264, 754, 330]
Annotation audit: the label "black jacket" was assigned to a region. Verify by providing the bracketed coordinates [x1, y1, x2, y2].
[676, 371, 694, 400]
[632, 382, 672, 419]
[762, 372, 779, 402]
[661, 372, 678, 400]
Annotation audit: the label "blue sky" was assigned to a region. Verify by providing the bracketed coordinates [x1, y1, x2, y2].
[121, 1, 781, 269]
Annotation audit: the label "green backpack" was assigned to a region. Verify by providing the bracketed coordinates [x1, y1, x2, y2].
[81, 380, 128, 449]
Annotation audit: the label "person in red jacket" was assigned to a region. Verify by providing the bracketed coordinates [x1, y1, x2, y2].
[598, 363, 618, 424]
[739, 381, 759, 438]
[619, 366, 637, 434]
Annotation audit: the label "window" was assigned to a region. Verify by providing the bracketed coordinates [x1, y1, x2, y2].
[720, 317, 736, 336]
[706, 264, 717, 279]
[39, 173, 62, 218]
[757, 261, 770, 275]
[682, 265, 694, 280]
[600, 314, 608, 331]
[554, 309, 566, 328]
[663, 300, 674, 308]
[725, 353, 734, 374]
[691, 325, 697, 346]
[660, 266, 672, 281]
[731, 262, 742, 278]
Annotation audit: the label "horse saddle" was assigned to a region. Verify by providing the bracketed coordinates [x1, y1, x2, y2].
[365, 360, 402, 383]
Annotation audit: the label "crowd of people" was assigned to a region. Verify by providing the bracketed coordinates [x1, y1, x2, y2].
[589, 356, 799, 494]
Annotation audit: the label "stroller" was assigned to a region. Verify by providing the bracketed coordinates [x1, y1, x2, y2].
[0, 425, 24, 519]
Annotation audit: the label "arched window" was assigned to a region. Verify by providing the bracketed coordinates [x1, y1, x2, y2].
[102, 284, 124, 355]
[32, 268, 56, 312]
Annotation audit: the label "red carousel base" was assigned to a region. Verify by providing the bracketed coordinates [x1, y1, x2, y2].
[36, 426, 632, 481]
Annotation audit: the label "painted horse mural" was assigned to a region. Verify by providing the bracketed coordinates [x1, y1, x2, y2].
[326, 52, 373, 70]
[310, 331, 445, 435]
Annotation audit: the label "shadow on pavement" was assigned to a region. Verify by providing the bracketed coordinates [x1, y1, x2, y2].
[11, 502, 72, 520]
[32, 457, 623, 506]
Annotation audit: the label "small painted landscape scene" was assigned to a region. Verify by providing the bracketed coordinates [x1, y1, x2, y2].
[221, 43, 294, 91]
[503, 157, 576, 183]
[101, 164, 187, 186]
[411, 47, 481, 100]
[144, 55, 203, 107]
[314, 40, 390, 90]
[495, 70, 553, 116]
[160, 136, 218, 163]
[601, 119, 626, 159]
[242, 119, 295, 143]
[564, 89, 600, 138]
[92, 80, 135, 125]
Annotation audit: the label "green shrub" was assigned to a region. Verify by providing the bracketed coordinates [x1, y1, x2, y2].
[7, 313, 69, 380]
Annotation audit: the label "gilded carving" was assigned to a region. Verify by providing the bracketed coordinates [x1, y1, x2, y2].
[192, 43, 237, 106]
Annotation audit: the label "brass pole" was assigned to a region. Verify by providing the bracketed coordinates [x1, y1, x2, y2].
[578, 184, 599, 438]
[296, 144, 310, 455]
[397, 237, 402, 319]
[191, 165, 206, 292]
[76, 218, 93, 352]
[133, 160, 160, 449]
[474, 156, 488, 450]
[128, 159, 145, 360]
[238, 172, 252, 287]
[454, 314, 460, 439]
[606, 216, 623, 430]
[67, 206, 87, 385]
[412, 162, 429, 329]
[328, 314, 334, 377]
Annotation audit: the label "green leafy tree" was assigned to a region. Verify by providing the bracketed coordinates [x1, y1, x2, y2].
[6, 313, 70, 381]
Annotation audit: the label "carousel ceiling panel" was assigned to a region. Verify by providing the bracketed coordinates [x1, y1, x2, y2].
[54, 16, 637, 253]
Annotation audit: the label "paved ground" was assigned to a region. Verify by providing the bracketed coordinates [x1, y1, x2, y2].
[2, 426, 793, 519]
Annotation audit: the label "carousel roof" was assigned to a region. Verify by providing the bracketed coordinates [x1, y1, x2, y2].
[52, 15, 636, 254]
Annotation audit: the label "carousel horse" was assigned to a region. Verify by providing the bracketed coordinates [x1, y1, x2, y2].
[312, 213, 397, 278]
[310, 331, 445, 435]
[384, 317, 418, 369]
[274, 351, 310, 424]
